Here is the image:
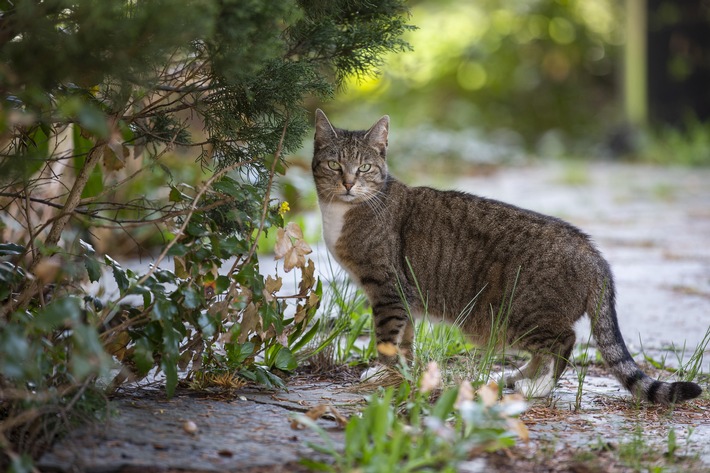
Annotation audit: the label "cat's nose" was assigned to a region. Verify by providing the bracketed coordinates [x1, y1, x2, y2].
[343, 181, 355, 192]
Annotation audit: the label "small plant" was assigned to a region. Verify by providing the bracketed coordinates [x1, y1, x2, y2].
[306, 259, 376, 371]
[671, 326, 710, 383]
[295, 362, 528, 472]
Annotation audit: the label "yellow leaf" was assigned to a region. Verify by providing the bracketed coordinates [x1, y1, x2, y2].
[377, 342, 398, 357]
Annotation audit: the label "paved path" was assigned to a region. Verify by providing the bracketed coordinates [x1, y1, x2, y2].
[40, 162, 710, 472]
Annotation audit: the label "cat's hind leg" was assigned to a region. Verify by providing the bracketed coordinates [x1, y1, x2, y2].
[509, 329, 575, 398]
[501, 330, 576, 397]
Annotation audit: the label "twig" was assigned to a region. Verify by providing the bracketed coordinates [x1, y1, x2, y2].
[1, 138, 107, 318]
[228, 115, 289, 279]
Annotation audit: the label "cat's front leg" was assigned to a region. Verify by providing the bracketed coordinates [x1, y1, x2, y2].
[360, 289, 413, 382]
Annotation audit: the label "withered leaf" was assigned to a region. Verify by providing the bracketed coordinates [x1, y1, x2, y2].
[274, 222, 312, 272]
[290, 404, 348, 430]
[238, 303, 260, 344]
[477, 382, 499, 407]
[298, 259, 316, 295]
[263, 275, 283, 302]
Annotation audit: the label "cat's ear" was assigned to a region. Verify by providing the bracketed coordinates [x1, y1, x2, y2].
[314, 109, 338, 149]
[365, 115, 389, 158]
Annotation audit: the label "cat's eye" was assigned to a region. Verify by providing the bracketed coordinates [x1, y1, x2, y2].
[327, 161, 341, 171]
[358, 164, 372, 172]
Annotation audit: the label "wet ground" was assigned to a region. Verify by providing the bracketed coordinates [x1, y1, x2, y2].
[40, 162, 710, 472]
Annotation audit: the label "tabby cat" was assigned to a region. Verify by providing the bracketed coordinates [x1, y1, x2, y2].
[311, 109, 702, 404]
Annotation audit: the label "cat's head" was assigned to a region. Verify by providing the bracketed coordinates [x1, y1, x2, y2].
[312, 109, 389, 204]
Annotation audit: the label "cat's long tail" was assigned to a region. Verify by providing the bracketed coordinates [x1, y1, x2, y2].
[589, 280, 702, 404]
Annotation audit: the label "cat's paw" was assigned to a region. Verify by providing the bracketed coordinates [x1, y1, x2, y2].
[491, 371, 518, 389]
[514, 377, 555, 398]
[360, 364, 394, 383]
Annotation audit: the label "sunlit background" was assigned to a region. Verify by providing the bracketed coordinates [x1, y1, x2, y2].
[310, 0, 709, 168]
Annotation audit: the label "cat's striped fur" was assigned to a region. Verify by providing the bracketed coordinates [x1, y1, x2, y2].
[312, 109, 702, 404]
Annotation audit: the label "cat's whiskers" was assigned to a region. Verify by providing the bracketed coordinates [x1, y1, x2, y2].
[358, 187, 389, 222]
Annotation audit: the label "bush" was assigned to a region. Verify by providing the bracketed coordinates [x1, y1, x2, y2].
[0, 0, 412, 464]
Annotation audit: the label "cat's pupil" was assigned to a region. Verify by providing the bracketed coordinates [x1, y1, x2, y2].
[359, 164, 371, 172]
[327, 160, 341, 171]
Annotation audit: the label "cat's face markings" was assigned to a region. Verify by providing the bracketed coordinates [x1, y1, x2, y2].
[313, 110, 389, 204]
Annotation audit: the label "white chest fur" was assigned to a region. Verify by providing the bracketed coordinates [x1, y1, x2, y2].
[319, 201, 351, 259]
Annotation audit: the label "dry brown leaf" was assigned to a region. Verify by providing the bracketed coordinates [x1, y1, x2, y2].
[298, 259, 316, 295]
[34, 257, 61, 283]
[238, 303, 260, 344]
[506, 417, 530, 442]
[263, 275, 283, 302]
[274, 222, 312, 272]
[454, 380, 475, 409]
[105, 331, 131, 360]
[290, 404, 348, 430]
[477, 382, 499, 407]
[284, 221, 304, 239]
[420, 361, 442, 393]
[274, 227, 291, 260]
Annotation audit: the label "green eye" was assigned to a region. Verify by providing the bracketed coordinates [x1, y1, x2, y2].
[358, 163, 372, 172]
[327, 161, 341, 171]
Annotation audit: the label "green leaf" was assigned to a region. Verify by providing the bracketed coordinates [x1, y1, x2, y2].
[290, 319, 320, 354]
[169, 186, 186, 202]
[213, 177, 242, 197]
[273, 346, 297, 372]
[161, 322, 182, 397]
[431, 386, 459, 421]
[35, 297, 81, 330]
[163, 357, 178, 398]
[253, 367, 285, 389]
[105, 256, 129, 293]
[70, 324, 111, 379]
[182, 285, 201, 309]
[153, 297, 177, 321]
[132, 337, 155, 375]
[0, 323, 33, 379]
[263, 153, 287, 175]
[84, 255, 102, 283]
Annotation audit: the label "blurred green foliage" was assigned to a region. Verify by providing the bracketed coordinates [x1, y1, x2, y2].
[331, 0, 624, 153]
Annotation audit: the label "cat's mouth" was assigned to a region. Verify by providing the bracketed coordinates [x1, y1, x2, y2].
[339, 193, 358, 203]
